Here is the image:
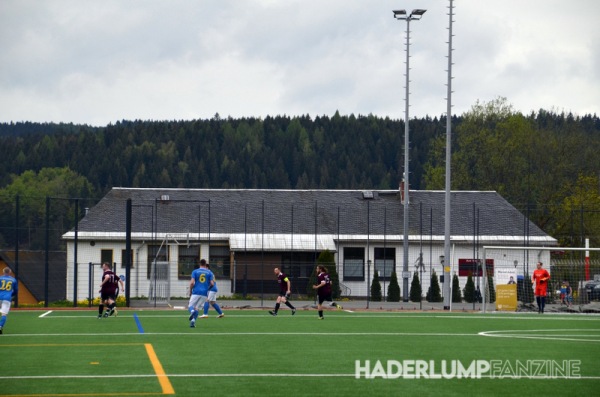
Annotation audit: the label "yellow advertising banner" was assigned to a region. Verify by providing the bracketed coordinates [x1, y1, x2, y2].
[496, 284, 517, 312]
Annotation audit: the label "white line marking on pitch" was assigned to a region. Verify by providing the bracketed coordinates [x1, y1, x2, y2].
[39, 313, 600, 322]
[4, 373, 599, 380]
[479, 329, 600, 343]
[39, 311, 52, 318]
[2, 331, 478, 337]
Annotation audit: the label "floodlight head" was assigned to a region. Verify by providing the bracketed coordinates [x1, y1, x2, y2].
[393, 9, 407, 19]
[410, 9, 427, 19]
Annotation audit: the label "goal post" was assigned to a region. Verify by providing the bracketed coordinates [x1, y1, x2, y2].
[481, 246, 600, 313]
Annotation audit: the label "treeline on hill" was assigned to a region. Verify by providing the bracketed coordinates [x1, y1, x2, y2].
[0, 111, 449, 194]
[0, 98, 599, 247]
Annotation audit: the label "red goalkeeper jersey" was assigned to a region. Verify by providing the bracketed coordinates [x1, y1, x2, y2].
[532, 268, 550, 286]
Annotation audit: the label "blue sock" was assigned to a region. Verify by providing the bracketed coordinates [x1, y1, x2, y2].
[193, 310, 199, 320]
[203, 302, 210, 315]
[213, 303, 223, 315]
[0, 315, 6, 327]
[188, 306, 196, 316]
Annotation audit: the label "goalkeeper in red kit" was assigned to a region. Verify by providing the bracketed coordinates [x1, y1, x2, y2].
[532, 262, 550, 314]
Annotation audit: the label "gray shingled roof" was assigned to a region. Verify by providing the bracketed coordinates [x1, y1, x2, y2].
[75, 188, 551, 239]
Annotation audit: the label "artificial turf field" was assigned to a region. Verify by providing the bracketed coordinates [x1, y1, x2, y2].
[1, 308, 599, 396]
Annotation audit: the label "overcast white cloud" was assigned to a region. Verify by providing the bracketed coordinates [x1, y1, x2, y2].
[0, 0, 598, 126]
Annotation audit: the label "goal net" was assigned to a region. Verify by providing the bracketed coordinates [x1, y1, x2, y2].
[481, 246, 600, 313]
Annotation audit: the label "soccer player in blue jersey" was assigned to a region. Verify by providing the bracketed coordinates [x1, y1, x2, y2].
[0, 267, 18, 334]
[188, 259, 214, 328]
[201, 264, 224, 318]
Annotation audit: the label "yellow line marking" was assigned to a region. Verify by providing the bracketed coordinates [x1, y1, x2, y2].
[0, 343, 171, 396]
[0, 343, 143, 347]
[0, 393, 164, 396]
[144, 343, 175, 395]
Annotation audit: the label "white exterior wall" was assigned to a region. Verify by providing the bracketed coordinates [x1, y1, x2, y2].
[336, 243, 552, 300]
[66, 241, 231, 301]
[66, 237, 550, 301]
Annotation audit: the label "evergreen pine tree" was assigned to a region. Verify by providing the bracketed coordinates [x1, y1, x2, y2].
[306, 250, 340, 299]
[410, 272, 422, 302]
[307, 265, 317, 299]
[387, 271, 401, 302]
[322, 251, 341, 299]
[452, 274, 462, 303]
[371, 271, 382, 302]
[426, 271, 443, 302]
[463, 274, 475, 303]
[519, 274, 534, 303]
[487, 276, 496, 303]
[328, 263, 341, 299]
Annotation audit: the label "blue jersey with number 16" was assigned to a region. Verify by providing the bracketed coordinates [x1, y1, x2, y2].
[0, 275, 18, 301]
[191, 268, 213, 296]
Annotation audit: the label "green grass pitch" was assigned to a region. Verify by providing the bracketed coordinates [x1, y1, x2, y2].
[1, 308, 599, 396]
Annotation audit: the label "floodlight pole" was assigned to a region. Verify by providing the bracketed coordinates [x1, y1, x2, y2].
[393, 8, 426, 302]
[442, 0, 455, 311]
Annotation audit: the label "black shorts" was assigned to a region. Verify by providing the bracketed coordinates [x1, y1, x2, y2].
[278, 291, 290, 298]
[101, 292, 116, 301]
[318, 294, 332, 304]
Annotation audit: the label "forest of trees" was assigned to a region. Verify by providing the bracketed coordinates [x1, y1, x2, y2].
[0, 98, 599, 247]
[0, 111, 447, 194]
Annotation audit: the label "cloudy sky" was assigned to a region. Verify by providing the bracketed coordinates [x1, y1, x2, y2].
[1, 0, 598, 126]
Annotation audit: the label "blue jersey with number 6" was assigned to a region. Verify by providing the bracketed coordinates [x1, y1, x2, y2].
[0, 275, 18, 301]
[191, 268, 213, 296]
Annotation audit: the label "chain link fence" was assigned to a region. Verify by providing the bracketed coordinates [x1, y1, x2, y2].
[0, 192, 598, 307]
